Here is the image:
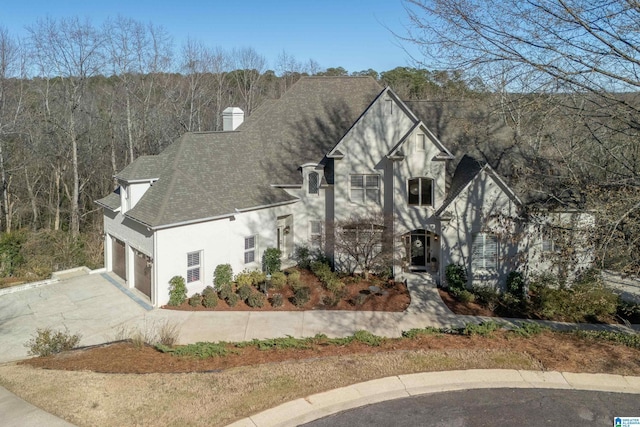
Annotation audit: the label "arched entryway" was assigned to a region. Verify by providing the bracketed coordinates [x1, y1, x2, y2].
[403, 229, 439, 272]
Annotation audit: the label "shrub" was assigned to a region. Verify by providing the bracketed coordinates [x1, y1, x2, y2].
[235, 271, 253, 288]
[25, 327, 81, 356]
[250, 270, 267, 286]
[353, 330, 382, 346]
[326, 278, 345, 295]
[0, 231, 26, 277]
[168, 276, 187, 306]
[225, 293, 240, 307]
[262, 247, 282, 274]
[353, 293, 368, 306]
[202, 285, 215, 296]
[458, 289, 476, 303]
[188, 293, 201, 307]
[247, 291, 266, 308]
[214, 264, 233, 289]
[293, 286, 311, 307]
[506, 271, 526, 298]
[322, 294, 341, 307]
[510, 322, 547, 338]
[463, 321, 502, 337]
[402, 327, 443, 338]
[157, 342, 229, 358]
[218, 283, 234, 300]
[270, 293, 284, 307]
[270, 271, 287, 289]
[294, 245, 312, 269]
[287, 270, 302, 289]
[203, 291, 219, 308]
[472, 286, 500, 307]
[528, 278, 618, 322]
[237, 284, 253, 302]
[311, 261, 333, 282]
[445, 264, 467, 291]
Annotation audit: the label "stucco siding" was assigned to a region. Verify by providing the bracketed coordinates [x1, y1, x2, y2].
[440, 172, 520, 290]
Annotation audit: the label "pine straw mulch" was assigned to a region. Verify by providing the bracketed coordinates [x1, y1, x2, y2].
[20, 329, 640, 376]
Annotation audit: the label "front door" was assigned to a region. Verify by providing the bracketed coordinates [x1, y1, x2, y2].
[277, 216, 292, 259]
[410, 234, 426, 267]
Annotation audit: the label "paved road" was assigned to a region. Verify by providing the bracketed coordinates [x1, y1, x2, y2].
[302, 388, 640, 427]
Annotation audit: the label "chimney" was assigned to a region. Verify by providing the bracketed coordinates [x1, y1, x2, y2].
[222, 107, 244, 131]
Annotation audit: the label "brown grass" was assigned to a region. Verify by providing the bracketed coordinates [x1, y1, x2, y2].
[0, 349, 538, 427]
[1, 330, 640, 426]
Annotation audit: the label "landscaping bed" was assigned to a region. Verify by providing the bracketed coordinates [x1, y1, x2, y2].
[163, 267, 410, 312]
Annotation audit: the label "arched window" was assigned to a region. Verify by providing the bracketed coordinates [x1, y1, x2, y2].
[408, 178, 433, 206]
[308, 172, 319, 195]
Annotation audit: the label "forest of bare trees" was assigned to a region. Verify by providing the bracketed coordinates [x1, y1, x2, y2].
[0, 4, 638, 279]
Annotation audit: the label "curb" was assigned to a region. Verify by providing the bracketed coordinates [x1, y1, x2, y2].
[227, 369, 640, 427]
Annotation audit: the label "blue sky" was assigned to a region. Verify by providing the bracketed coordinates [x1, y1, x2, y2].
[2, 0, 421, 74]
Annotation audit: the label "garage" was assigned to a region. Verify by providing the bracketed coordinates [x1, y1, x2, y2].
[112, 237, 126, 281]
[134, 249, 152, 300]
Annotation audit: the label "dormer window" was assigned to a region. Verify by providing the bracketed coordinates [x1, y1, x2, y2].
[308, 172, 319, 195]
[408, 178, 433, 206]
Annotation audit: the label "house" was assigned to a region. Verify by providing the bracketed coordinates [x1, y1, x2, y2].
[96, 76, 591, 307]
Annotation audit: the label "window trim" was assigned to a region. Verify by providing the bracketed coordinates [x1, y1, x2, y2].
[471, 233, 498, 270]
[309, 220, 323, 248]
[186, 250, 202, 283]
[244, 235, 257, 264]
[308, 172, 319, 195]
[350, 174, 380, 204]
[407, 177, 433, 207]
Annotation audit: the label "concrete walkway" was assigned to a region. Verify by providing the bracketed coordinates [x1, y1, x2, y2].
[0, 270, 639, 426]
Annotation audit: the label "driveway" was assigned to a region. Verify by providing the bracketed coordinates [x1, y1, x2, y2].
[0, 273, 148, 363]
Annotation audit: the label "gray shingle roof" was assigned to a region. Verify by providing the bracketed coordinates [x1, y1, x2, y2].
[115, 155, 165, 181]
[436, 155, 486, 216]
[95, 190, 121, 211]
[101, 77, 383, 228]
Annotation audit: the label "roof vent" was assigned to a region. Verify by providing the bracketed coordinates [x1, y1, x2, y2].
[222, 107, 244, 131]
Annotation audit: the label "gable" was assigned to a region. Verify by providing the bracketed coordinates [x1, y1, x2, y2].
[327, 87, 416, 161]
[438, 156, 521, 219]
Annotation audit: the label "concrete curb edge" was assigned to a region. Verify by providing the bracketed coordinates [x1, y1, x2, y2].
[227, 369, 640, 427]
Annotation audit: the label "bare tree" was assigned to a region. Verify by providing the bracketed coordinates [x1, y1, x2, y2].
[333, 214, 394, 278]
[0, 27, 24, 232]
[231, 47, 267, 115]
[403, 0, 640, 273]
[28, 17, 106, 237]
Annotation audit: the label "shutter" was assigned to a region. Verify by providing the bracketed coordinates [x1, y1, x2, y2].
[485, 235, 498, 269]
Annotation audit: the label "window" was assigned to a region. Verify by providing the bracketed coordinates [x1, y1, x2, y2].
[187, 251, 201, 283]
[308, 172, 319, 195]
[350, 174, 380, 203]
[408, 178, 433, 206]
[309, 220, 323, 248]
[416, 133, 426, 152]
[244, 235, 256, 264]
[542, 237, 556, 252]
[471, 233, 498, 270]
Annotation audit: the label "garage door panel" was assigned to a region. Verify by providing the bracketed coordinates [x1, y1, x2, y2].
[112, 238, 126, 281]
[134, 250, 152, 299]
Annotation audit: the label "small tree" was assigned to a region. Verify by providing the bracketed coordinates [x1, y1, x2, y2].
[334, 214, 393, 278]
[262, 248, 282, 274]
[168, 276, 187, 306]
[214, 264, 233, 289]
[445, 264, 467, 291]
